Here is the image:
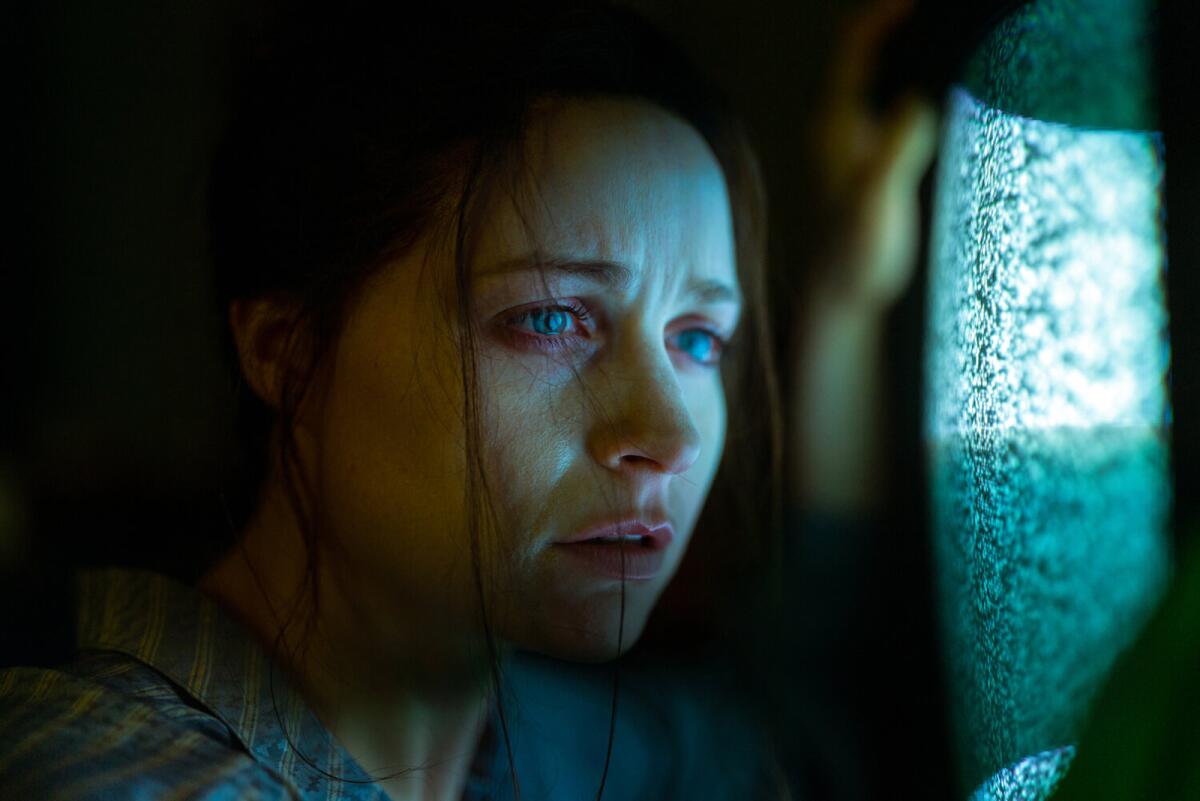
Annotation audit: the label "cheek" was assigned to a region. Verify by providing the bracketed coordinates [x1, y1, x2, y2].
[476, 363, 578, 536]
[688, 379, 727, 478]
[668, 383, 726, 545]
[473, 367, 727, 657]
[708, 389, 728, 459]
[310, 323, 478, 611]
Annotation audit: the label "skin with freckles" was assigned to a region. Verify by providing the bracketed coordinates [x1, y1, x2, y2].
[202, 95, 742, 800]
[303, 95, 740, 666]
[468, 96, 741, 659]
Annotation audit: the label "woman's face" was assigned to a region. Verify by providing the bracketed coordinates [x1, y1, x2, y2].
[303, 97, 741, 663]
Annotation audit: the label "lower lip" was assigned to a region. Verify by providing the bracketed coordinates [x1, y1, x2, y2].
[552, 541, 667, 580]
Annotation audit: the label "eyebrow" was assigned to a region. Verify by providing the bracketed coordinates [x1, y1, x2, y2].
[478, 254, 743, 307]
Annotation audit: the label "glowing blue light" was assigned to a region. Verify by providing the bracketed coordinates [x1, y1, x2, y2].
[925, 87, 1171, 797]
[928, 89, 1168, 437]
[969, 747, 1076, 801]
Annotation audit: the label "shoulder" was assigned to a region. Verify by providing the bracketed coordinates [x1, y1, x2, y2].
[0, 653, 297, 801]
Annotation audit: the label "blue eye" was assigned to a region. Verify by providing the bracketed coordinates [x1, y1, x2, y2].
[503, 300, 729, 368]
[673, 329, 725, 367]
[530, 309, 572, 336]
[506, 301, 590, 339]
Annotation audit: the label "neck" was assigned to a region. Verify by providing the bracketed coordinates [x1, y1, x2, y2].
[199, 483, 497, 801]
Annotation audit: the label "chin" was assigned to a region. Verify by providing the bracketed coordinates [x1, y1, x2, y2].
[541, 628, 645, 664]
[506, 588, 656, 664]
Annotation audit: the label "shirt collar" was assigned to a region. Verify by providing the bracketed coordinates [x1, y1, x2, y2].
[73, 567, 503, 799]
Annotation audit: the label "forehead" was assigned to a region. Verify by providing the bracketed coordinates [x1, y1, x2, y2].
[473, 96, 738, 296]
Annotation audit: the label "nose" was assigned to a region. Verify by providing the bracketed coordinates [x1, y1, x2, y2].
[586, 348, 703, 476]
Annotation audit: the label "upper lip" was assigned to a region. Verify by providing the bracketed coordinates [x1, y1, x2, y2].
[556, 514, 675, 551]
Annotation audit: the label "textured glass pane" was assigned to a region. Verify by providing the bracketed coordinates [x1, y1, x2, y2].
[925, 84, 1170, 799]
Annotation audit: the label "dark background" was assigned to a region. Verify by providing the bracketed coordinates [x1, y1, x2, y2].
[4, 1, 1197, 799]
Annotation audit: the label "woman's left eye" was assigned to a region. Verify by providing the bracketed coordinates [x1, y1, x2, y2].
[672, 328, 725, 366]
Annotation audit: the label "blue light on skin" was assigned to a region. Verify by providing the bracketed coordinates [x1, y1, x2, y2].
[925, 86, 1170, 797]
[205, 95, 744, 801]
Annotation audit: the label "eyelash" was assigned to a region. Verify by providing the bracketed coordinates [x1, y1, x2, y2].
[503, 300, 731, 367]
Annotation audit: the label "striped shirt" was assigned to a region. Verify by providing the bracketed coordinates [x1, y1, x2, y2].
[0, 568, 781, 800]
[0, 568, 502, 800]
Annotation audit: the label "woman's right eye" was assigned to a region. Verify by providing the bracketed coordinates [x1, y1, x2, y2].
[501, 300, 594, 355]
[515, 306, 584, 335]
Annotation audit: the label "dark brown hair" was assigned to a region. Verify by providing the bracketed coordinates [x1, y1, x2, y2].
[208, 0, 785, 793]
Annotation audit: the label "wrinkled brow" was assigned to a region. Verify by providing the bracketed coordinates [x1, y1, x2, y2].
[478, 253, 742, 308]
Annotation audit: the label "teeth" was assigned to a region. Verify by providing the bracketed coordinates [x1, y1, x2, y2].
[595, 534, 644, 543]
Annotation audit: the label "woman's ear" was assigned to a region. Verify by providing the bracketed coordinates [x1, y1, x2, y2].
[228, 297, 304, 410]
